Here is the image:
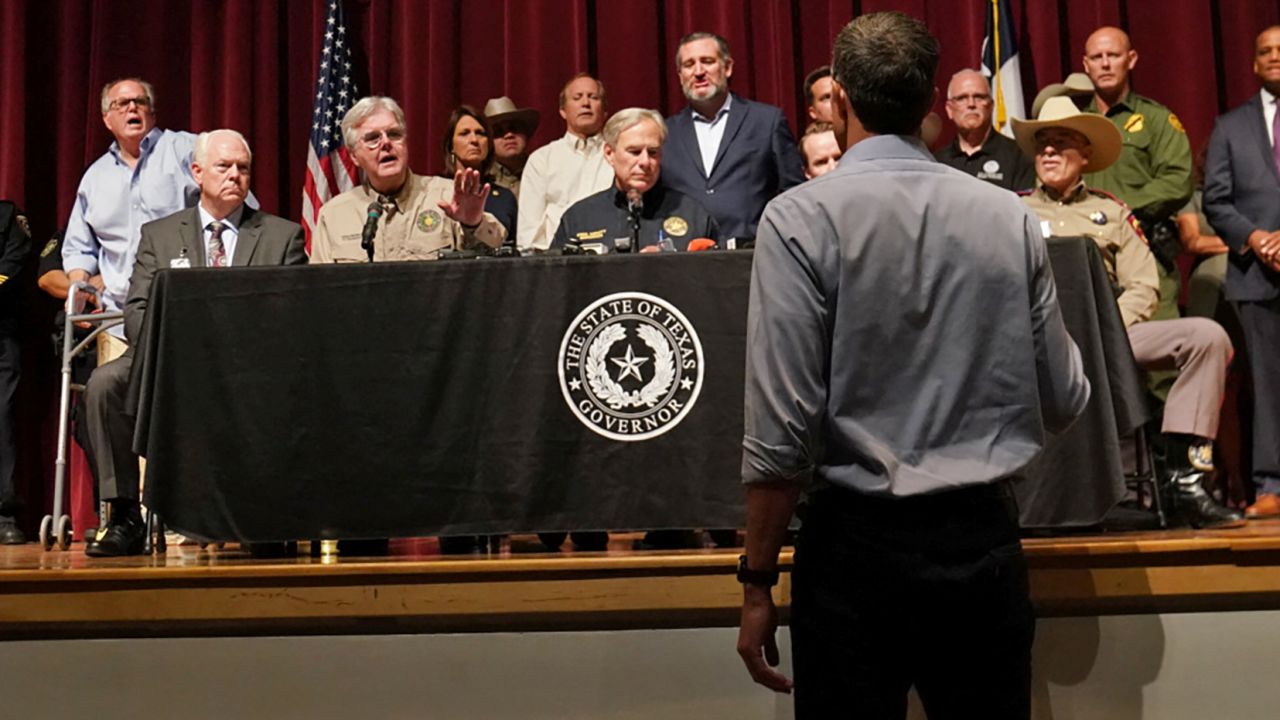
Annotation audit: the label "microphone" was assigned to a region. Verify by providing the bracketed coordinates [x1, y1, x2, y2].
[687, 238, 718, 252]
[361, 201, 383, 261]
[624, 188, 643, 253]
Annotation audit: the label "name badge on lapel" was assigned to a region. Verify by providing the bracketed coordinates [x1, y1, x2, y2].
[170, 248, 192, 269]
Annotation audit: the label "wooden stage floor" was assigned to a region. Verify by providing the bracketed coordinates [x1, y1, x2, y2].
[5, 524, 1280, 640]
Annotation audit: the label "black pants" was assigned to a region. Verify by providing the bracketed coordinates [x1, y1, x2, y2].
[1239, 299, 1280, 494]
[791, 482, 1033, 720]
[0, 332, 18, 513]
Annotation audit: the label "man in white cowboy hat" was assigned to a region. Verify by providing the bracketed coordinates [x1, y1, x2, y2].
[483, 96, 540, 197]
[1016, 97, 1241, 529]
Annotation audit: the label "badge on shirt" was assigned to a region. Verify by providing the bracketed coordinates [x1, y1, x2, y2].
[576, 229, 607, 241]
[15, 214, 29, 238]
[1089, 211, 1108, 225]
[1123, 113, 1145, 133]
[417, 210, 442, 232]
[39, 238, 57, 258]
[982, 160, 1001, 175]
[663, 216, 689, 237]
[1040, 220, 1052, 239]
[170, 257, 191, 269]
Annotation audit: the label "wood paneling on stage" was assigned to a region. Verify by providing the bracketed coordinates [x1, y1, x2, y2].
[4, 525, 1280, 640]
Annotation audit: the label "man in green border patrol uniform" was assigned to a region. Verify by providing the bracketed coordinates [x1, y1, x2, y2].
[1082, 27, 1192, 316]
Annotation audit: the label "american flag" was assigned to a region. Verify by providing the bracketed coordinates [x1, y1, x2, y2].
[301, 0, 360, 252]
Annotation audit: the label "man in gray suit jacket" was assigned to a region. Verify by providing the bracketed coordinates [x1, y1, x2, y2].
[661, 32, 805, 243]
[1204, 26, 1280, 520]
[86, 129, 307, 556]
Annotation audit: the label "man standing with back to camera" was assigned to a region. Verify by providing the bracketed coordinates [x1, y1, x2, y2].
[736, 12, 1089, 718]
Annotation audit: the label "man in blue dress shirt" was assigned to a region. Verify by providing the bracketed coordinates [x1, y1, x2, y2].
[735, 12, 1089, 718]
[62, 78, 207, 335]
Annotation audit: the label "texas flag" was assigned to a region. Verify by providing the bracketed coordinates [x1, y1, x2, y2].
[980, 0, 1026, 136]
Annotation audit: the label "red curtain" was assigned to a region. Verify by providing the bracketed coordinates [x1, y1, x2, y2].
[3, 0, 1278, 524]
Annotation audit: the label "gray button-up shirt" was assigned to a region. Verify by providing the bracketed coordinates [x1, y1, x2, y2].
[743, 134, 1089, 497]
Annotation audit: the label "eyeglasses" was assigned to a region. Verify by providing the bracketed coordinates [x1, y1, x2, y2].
[358, 127, 407, 148]
[947, 93, 992, 105]
[108, 96, 151, 112]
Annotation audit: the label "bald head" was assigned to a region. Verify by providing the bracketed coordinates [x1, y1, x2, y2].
[1083, 26, 1137, 101]
[945, 69, 993, 135]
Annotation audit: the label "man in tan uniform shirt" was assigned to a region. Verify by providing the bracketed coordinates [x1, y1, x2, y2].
[311, 96, 504, 263]
[1016, 97, 1241, 529]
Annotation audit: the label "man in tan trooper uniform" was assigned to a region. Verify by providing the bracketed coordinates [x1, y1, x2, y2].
[311, 95, 504, 262]
[1016, 96, 1241, 529]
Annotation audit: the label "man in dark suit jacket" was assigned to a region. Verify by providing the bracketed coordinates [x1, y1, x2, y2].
[85, 129, 306, 556]
[661, 32, 805, 243]
[1204, 25, 1280, 519]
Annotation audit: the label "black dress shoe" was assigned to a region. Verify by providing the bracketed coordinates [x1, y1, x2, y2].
[0, 520, 25, 545]
[1167, 470, 1245, 529]
[85, 518, 146, 557]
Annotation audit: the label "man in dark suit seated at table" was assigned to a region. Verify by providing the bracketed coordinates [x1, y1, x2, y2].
[1015, 99, 1243, 529]
[1204, 25, 1280, 520]
[85, 129, 307, 557]
[552, 107, 719, 253]
[660, 32, 804, 246]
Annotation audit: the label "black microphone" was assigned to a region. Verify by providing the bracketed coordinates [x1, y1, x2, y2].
[624, 188, 643, 253]
[361, 201, 383, 261]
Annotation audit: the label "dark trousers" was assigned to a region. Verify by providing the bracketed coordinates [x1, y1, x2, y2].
[0, 333, 18, 512]
[83, 351, 137, 502]
[790, 482, 1033, 720]
[1239, 299, 1280, 494]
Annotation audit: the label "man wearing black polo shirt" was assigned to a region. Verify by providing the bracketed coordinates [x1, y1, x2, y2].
[935, 69, 1035, 192]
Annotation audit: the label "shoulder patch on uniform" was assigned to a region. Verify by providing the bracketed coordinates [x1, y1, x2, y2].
[1168, 113, 1186, 133]
[1123, 113, 1145, 133]
[39, 238, 58, 257]
[15, 214, 29, 238]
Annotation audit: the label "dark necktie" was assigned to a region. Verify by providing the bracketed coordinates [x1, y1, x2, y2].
[1272, 99, 1280, 177]
[207, 220, 227, 268]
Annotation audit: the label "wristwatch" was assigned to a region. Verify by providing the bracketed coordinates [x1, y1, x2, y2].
[736, 554, 779, 587]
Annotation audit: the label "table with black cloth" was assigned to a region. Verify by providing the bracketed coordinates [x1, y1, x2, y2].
[132, 241, 1146, 542]
[132, 252, 752, 542]
[1013, 236, 1150, 528]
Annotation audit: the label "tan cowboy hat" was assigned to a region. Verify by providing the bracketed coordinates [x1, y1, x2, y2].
[483, 96, 540, 136]
[1012, 95, 1123, 171]
[1030, 72, 1094, 118]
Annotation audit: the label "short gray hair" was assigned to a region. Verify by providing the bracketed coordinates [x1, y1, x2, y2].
[193, 129, 252, 166]
[602, 108, 667, 147]
[675, 31, 731, 67]
[341, 96, 407, 150]
[100, 78, 156, 113]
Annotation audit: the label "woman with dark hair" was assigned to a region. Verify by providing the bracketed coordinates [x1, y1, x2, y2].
[441, 106, 517, 245]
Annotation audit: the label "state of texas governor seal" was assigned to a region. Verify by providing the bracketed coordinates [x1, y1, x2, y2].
[558, 291, 704, 442]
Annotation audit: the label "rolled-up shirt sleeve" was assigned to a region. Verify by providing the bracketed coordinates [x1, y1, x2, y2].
[1024, 211, 1091, 434]
[742, 199, 832, 486]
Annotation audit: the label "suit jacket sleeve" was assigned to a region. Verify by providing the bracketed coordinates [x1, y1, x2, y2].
[771, 111, 805, 194]
[1203, 116, 1258, 253]
[282, 222, 308, 266]
[125, 221, 161, 344]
